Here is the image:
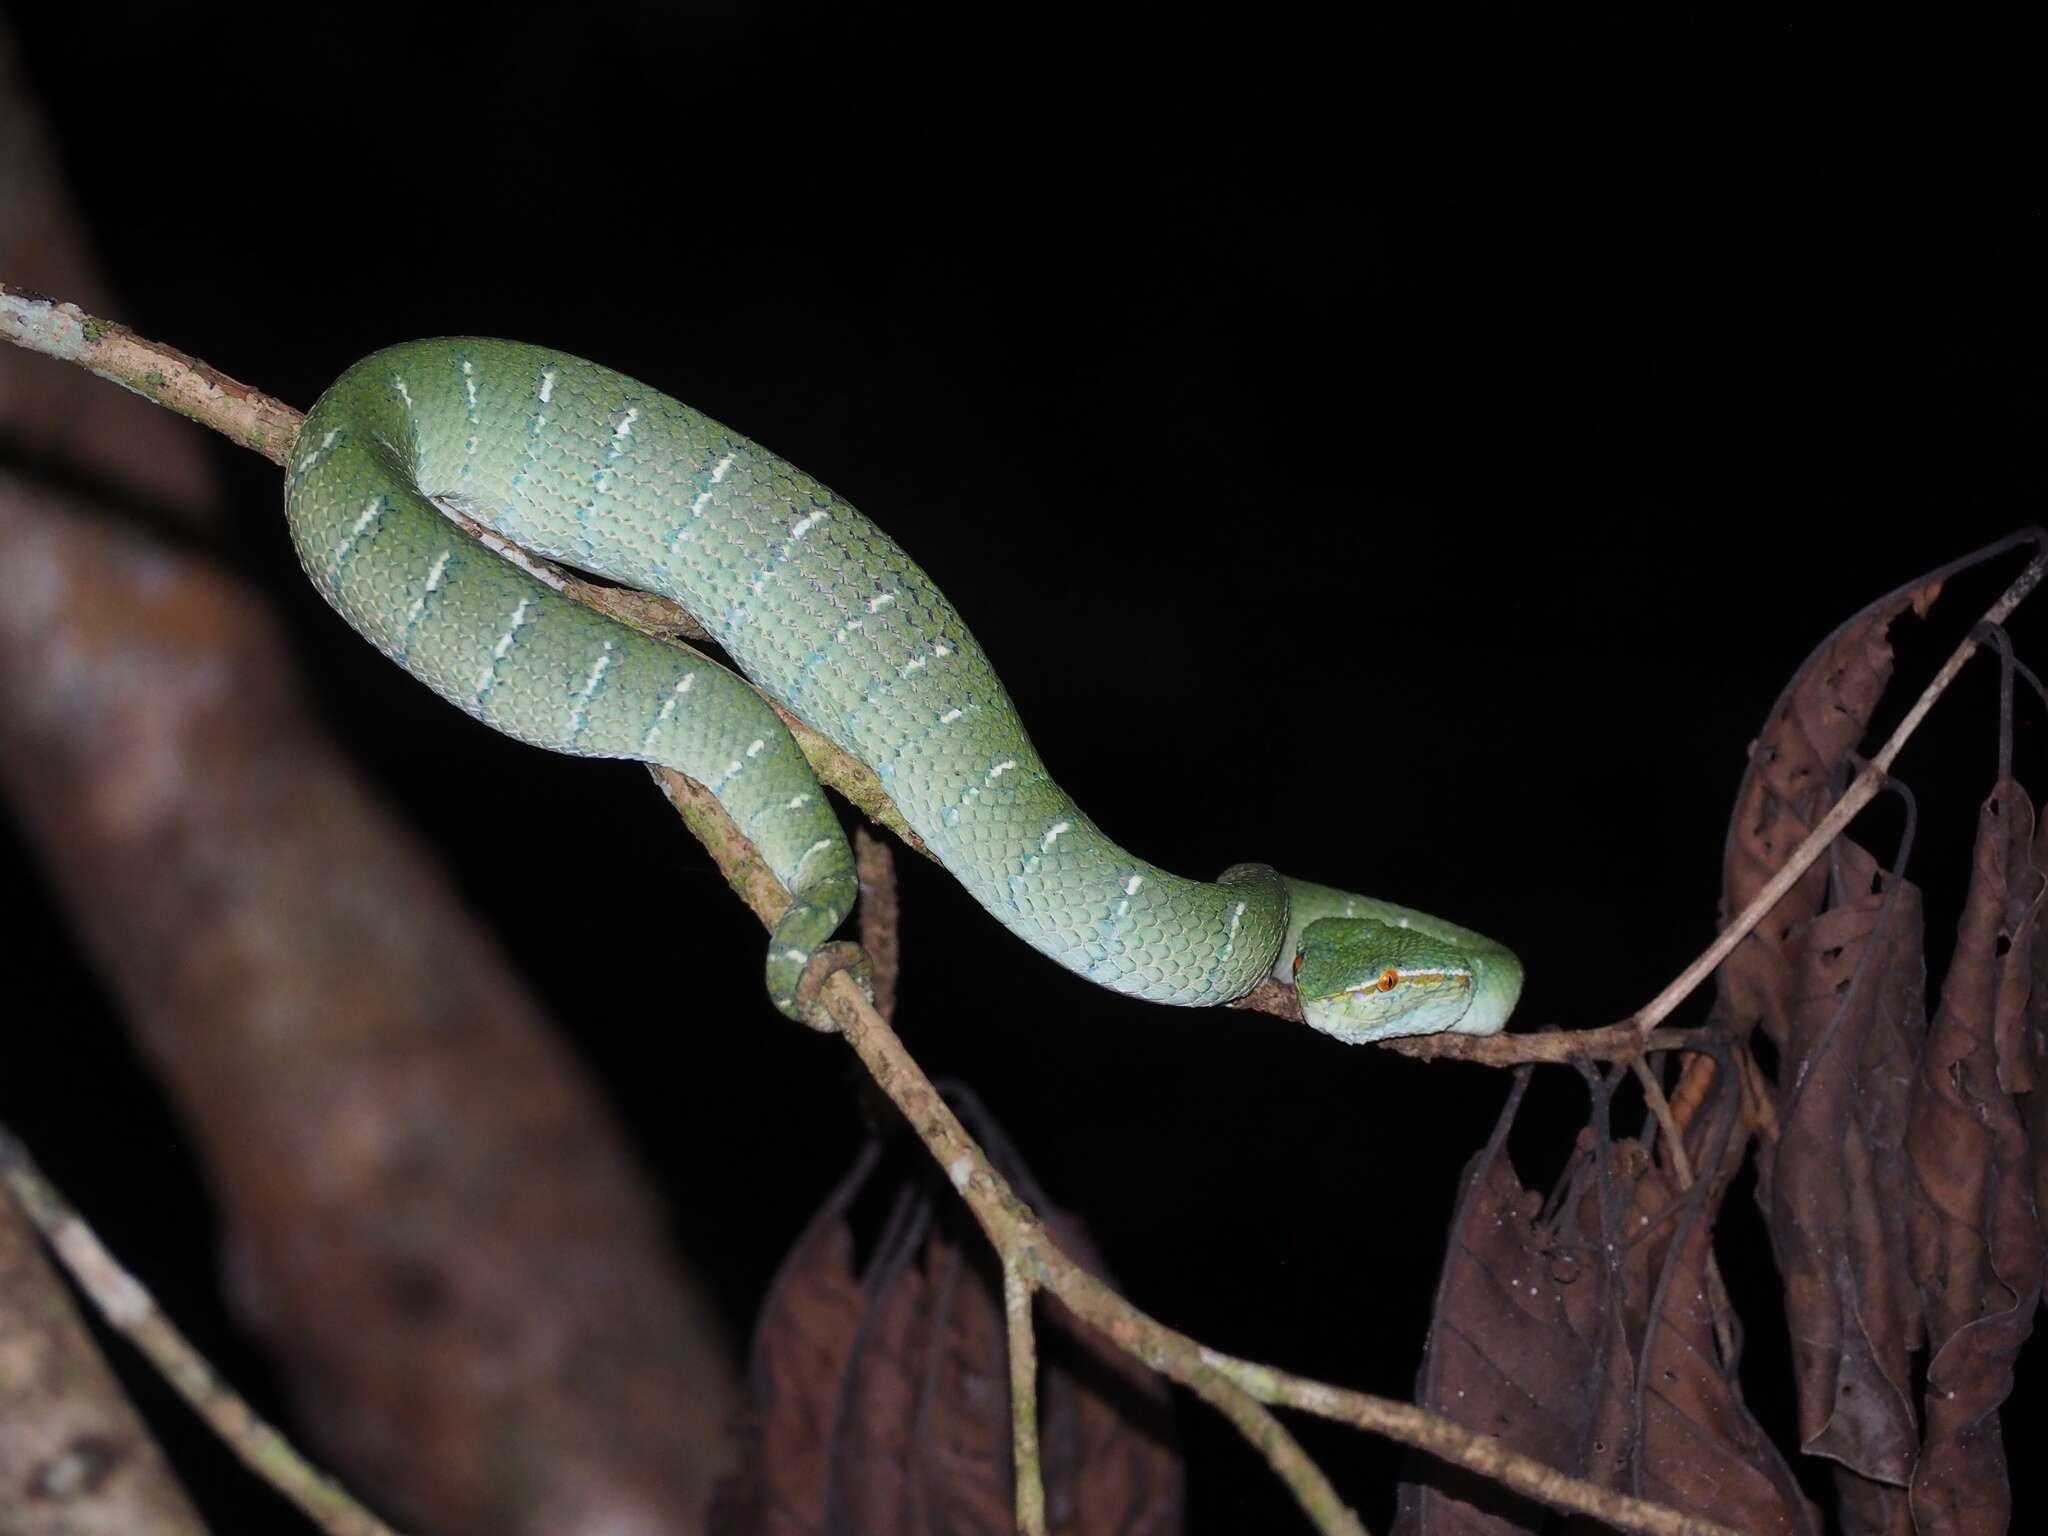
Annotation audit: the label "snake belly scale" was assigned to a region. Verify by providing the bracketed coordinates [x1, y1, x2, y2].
[284, 339, 1521, 1040]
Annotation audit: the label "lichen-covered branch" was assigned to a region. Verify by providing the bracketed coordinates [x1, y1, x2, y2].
[0, 1131, 405, 1536]
[1003, 1257, 1047, 1536]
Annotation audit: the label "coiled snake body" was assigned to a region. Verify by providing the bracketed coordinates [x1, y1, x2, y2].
[285, 339, 1521, 1041]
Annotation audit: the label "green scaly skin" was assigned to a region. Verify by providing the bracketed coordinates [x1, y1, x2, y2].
[284, 339, 1521, 1040]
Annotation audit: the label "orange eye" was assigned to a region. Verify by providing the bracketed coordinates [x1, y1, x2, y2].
[1291, 951, 1304, 977]
[1376, 968, 1400, 992]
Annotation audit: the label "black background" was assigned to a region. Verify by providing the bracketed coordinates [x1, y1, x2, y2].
[4, 5, 2044, 1530]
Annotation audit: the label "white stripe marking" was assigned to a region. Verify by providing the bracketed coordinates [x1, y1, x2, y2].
[493, 597, 532, 658]
[709, 453, 735, 484]
[297, 429, 340, 472]
[474, 596, 533, 697]
[640, 673, 695, 751]
[393, 379, 414, 410]
[1216, 900, 1250, 969]
[423, 550, 451, 592]
[332, 497, 385, 563]
[986, 759, 1016, 785]
[1124, 874, 1145, 895]
[1041, 820, 1071, 850]
[565, 640, 615, 736]
[939, 708, 963, 724]
[538, 368, 556, 403]
[790, 510, 826, 539]
[867, 592, 896, 613]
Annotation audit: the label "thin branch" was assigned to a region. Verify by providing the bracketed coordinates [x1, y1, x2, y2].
[1624, 530, 2048, 1036]
[1233, 980, 1703, 1062]
[1630, 1058, 1738, 1364]
[1003, 1257, 1047, 1536]
[0, 286, 299, 462]
[0, 1128, 406, 1536]
[816, 966, 1733, 1536]
[1176, 1364, 1372, 1536]
[855, 827, 902, 1023]
[1633, 1059, 1695, 1188]
[1196, 1345, 1739, 1536]
[820, 967, 1371, 1534]
[0, 280, 929, 855]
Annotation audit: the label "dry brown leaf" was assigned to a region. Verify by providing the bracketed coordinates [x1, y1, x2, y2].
[2026, 791, 2048, 1277]
[1398, 1111, 1815, 1536]
[1394, 1146, 1619, 1535]
[1599, 1139, 1816, 1535]
[718, 1151, 879, 1535]
[1903, 778, 2045, 1536]
[1758, 836, 1925, 1489]
[832, 1211, 949, 1530]
[1716, 578, 1942, 1049]
[717, 1096, 1181, 1535]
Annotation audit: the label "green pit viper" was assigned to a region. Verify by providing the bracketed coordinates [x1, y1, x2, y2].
[284, 339, 1522, 1041]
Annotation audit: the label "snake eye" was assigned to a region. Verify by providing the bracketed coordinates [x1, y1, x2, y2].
[1376, 968, 1400, 992]
[1291, 950, 1304, 977]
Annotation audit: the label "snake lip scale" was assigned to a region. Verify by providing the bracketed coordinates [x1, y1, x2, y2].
[285, 338, 1522, 1041]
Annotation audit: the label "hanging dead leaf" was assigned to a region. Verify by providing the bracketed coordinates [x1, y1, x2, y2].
[1758, 836, 1925, 1488]
[1597, 1135, 1816, 1534]
[714, 1091, 1181, 1535]
[1393, 1135, 1624, 1536]
[1397, 1096, 1815, 1536]
[1716, 574, 1942, 1049]
[714, 1147, 879, 1536]
[1903, 778, 2045, 1536]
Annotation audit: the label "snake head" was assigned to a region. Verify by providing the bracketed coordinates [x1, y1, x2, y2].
[1291, 917, 1513, 1043]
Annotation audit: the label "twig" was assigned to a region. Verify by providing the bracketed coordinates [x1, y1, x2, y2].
[1630, 1058, 1738, 1364]
[855, 827, 902, 1023]
[0, 286, 299, 462]
[1624, 530, 2048, 1036]
[690, 805, 1717, 1530]
[1233, 980, 1703, 1062]
[1177, 1364, 1372, 1536]
[819, 966, 1369, 1534]
[0, 1127, 406, 1536]
[1196, 1347, 1738, 1536]
[1632, 1059, 1695, 1188]
[0, 280, 930, 856]
[817, 961, 1732, 1536]
[1003, 1257, 1047, 1536]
